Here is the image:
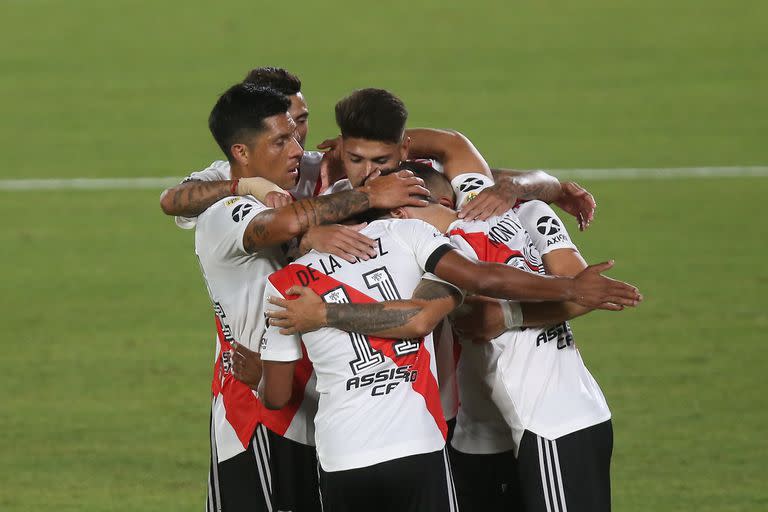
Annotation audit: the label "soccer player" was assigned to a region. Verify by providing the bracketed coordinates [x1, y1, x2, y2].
[271, 165, 627, 512]
[257, 174, 640, 512]
[195, 82, 431, 512]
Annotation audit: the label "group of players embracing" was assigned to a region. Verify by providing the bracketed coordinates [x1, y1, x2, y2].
[160, 67, 642, 512]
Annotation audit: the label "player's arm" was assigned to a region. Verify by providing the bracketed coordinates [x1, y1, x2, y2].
[405, 128, 492, 179]
[160, 177, 290, 217]
[259, 279, 304, 410]
[265, 278, 463, 338]
[432, 248, 641, 309]
[242, 170, 429, 253]
[451, 249, 596, 340]
[261, 360, 297, 410]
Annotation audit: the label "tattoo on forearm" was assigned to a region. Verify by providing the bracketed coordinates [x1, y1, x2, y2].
[172, 180, 232, 217]
[412, 280, 463, 303]
[326, 303, 421, 335]
[292, 190, 370, 230]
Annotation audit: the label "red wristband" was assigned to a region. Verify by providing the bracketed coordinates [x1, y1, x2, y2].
[230, 178, 240, 196]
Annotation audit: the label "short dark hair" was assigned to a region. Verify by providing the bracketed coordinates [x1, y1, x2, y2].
[335, 88, 407, 144]
[208, 83, 291, 161]
[398, 161, 455, 202]
[243, 67, 302, 96]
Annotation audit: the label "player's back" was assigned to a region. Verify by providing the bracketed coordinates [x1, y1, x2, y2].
[263, 218, 453, 472]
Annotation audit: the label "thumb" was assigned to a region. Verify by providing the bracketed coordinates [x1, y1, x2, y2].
[587, 260, 614, 274]
[285, 285, 307, 297]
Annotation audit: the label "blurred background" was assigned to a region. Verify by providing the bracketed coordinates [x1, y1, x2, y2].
[1, 1, 765, 510]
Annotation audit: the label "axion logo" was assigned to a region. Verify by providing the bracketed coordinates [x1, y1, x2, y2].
[232, 203, 253, 222]
[536, 216, 561, 235]
[459, 176, 486, 193]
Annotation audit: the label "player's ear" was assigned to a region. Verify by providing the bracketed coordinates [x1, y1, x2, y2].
[391, 207, 408, 219]
[230, 143, 249, 166]
[400, 136, 411, 161]
[438, 196, 455, 209]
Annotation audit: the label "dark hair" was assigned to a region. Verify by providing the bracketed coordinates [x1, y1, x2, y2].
[335, 88, 407, 143]
[397, 161, 454, 202]
[208, 83, 291, 161]
[243, 67, 302, 96]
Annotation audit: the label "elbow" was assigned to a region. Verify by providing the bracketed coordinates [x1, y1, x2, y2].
[159, 189, 177, 216]
[263, 390, 291, 410]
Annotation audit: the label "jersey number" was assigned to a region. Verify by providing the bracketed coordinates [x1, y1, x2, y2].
[322, 267, 421, 375]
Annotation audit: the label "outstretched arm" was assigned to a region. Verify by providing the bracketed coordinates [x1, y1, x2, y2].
[242, 170, 429, 252]
[160, 177, 290, 217]
[266, 278, 462, 339]
[433, 249, 641, 309]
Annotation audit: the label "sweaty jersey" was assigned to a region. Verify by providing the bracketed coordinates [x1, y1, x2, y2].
[448, 199, 611, 454]
[195, 195, 317, 462]
[176, 151, 324, 229]
[260, 219, 459, 472]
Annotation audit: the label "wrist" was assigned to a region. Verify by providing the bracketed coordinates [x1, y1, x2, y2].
[355, 185, 376, 208]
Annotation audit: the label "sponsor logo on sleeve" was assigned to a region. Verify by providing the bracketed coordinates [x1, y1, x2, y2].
[459, 176, 486, 193]
[231, 203, 253, 222]
[536, 216, 561, 235]
[224, 197, 241, 207]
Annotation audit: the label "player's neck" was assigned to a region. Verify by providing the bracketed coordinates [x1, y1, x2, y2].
[426, 205, 459, 234]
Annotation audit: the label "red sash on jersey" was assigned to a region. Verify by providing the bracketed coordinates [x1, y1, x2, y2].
[449, 227, 540, 272]
[212, 315, 314, 448]
[269, 264, 448, 439]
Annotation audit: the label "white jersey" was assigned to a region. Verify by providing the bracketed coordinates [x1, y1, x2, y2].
[260, 219, 459, 472]
[448, 199, 611, 454]
[176, 151, 324, 229]
[491, 201, 611, 451]
[195, 195, 317, 461]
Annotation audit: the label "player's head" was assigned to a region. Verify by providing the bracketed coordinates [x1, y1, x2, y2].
[243, 67, 309, 148]
[209, 82, 303, 189]
[358, 162, 456, 225]
[335, 88, 410, 186]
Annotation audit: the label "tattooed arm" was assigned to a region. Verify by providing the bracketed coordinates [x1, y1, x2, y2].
[242, 170, 429, 253]
[266, 279, 462, 339]
[160, 179, 234, 217]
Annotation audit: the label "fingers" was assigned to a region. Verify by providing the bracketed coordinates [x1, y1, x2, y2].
[317, 137, 339, 150]
[279, 327, 298, 335]
[267, 295, 290, 308]
[285, 286, 307, 297]
[586, 260, 615, 274]
[595, 302, 625, 311]
[458, 195, 493, 220]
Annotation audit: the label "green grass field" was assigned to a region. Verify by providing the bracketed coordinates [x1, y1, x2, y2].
[1, 1, 766, 511]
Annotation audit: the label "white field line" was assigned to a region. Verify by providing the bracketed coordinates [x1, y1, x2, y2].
[0, 167, 766, 190]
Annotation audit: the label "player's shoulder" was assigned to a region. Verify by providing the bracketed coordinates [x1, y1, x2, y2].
[197, 195, 269, 225]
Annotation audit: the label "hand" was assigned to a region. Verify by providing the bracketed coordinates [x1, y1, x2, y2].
[362, 169, 430, 209]
[318, 136, 346, 191]
[266, 286, 326, 334]
[450, 296, 507, 342]
[571, 261, 642, 310]
[264, 190, 293, 208]
[299, 224, 378, 263]
[458, 182, 516, 221]
[554, 182, 596, 231]
[232, 342, 262, 389]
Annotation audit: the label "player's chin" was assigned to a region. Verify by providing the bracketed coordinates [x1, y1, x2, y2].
[280, 167, 299, 189]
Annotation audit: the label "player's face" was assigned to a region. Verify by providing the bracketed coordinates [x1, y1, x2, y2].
[243, 113, 303, 189]
[340, 137, 409, 186]
[288, 92, 309, 148]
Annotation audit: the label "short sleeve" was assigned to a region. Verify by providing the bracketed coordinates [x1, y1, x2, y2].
[196, 196, 271, 258]
[259, 275, 303, 362]
[515, 200, 578, 256]
[175, 161, 233, 229]
[390, 219, 456, 274]
[450, 173, 495, 209]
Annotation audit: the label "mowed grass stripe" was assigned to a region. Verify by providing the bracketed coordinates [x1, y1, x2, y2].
[1, 166, 767, 190]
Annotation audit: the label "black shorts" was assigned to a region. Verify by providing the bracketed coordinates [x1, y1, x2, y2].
[517, 420, 613, 512]
[447, 444, 523, 512]
[206, 422, 273, 512]
[268, 429, 321, 512]
[319, 449, 458, 512]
